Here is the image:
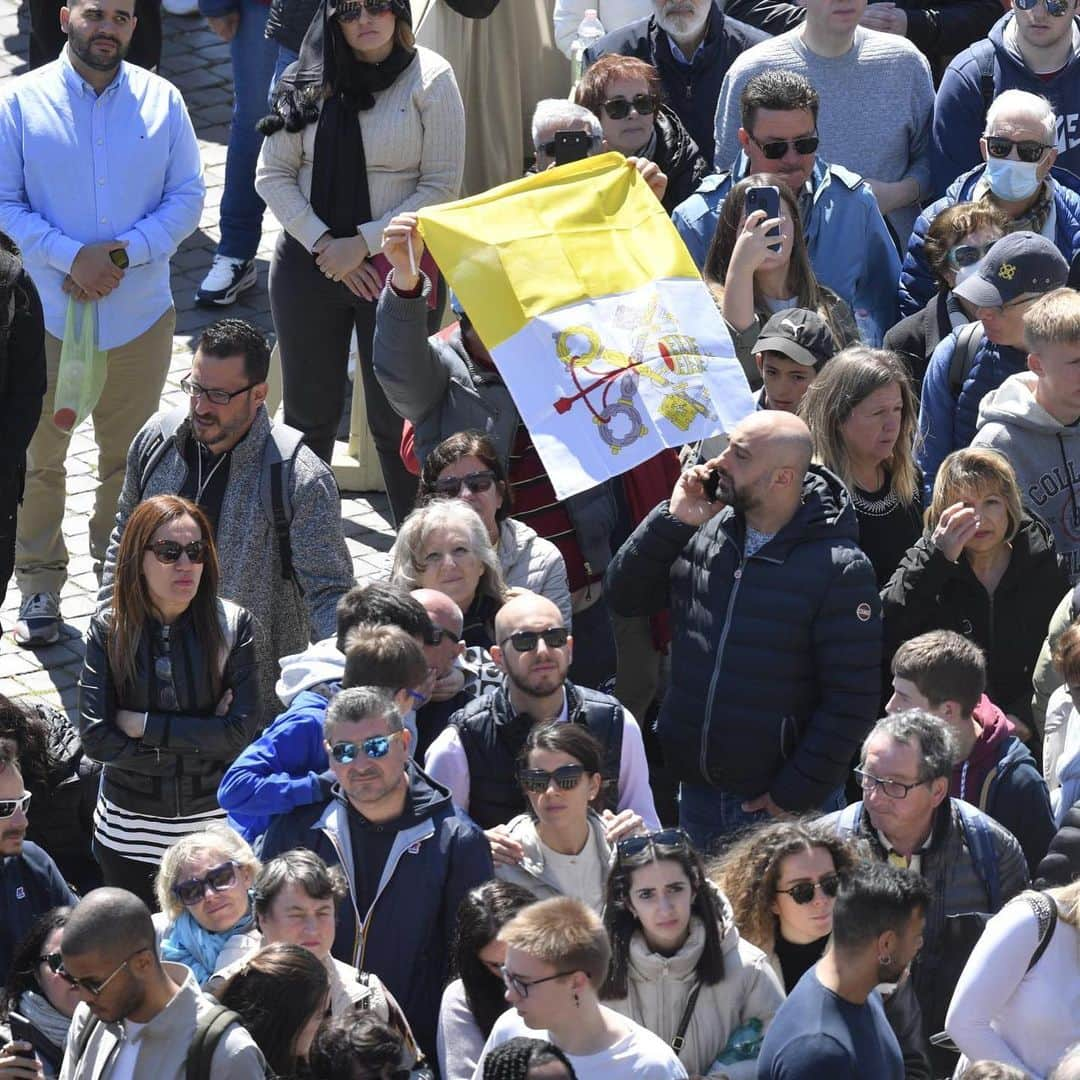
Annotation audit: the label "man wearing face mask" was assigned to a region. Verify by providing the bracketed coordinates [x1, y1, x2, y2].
[900, 89, 1080, 316]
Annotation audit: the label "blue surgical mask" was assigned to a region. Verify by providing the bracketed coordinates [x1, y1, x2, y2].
[984, 156, 1041, 202]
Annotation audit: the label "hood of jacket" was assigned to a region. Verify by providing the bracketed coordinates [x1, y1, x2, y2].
[275, 636, 346, 706]
[977, 370, 1080, 435]
[989, 11, 1080, 83]
[505, 808, 614, 883]
[951, 694, 1013, 790]
[653, 105, 704, 174]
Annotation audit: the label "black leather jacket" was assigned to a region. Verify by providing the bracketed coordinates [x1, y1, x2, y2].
[78, 600, 260, 819]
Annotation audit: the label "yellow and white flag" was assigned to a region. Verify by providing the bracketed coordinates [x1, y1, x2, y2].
[417, 153, 755, 500]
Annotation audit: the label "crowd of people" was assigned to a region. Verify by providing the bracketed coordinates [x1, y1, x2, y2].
[3, 0, 1080, 1075]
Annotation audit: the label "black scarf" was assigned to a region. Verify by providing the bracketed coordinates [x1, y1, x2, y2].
[257, 0, 416, 238]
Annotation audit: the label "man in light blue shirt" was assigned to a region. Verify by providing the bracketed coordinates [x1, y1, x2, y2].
[0, 0, 204, 646]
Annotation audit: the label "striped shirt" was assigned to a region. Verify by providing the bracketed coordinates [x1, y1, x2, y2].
[93, 792, 227, 865]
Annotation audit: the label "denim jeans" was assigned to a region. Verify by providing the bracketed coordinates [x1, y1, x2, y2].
[268, 44, 299, 106]
[679, 781, 846, 856]
[218, 0, 278, 261]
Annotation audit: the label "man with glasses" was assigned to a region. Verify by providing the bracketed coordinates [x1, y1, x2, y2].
[261, 686, 492, 1063]
[56, 887, 265, 1079]
[99, 318, 353, 718]
[424, 591, 659, 851]
[825, 710, 1027, 1073]
[0, 756, 75, 983]
[673, 70, 899, 342]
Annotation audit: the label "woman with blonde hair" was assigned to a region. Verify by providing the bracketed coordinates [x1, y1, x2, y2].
[882, 447, 1068, 734]
[946, 881, 1080, 1078]
[799, 347, 922, 586]
[704, 174, 858, 388]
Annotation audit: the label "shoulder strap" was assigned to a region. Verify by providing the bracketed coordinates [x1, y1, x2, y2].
[971, 37, 997, 115]
[671, 981, 702, 1052]
[137, 406, 188, 497]
[257, 422, 305, 584]
[948, 322, 985, 398]
[955, 800, 1002, 912]
[186, 1005, 245, 1080]
[1021, 891, 1058, 972]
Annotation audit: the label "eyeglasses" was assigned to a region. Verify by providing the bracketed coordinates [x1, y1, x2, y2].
[328, 731, 403, 764]
[0, 791, 31, 818]
[518, 764, 586, 793]
[775, 873, 841, 905]
[171, 860, 239, 906]
[335, 0, 393, 19]
[144, 539, 209, 565]
[500, 628, 570, 652]
[180, 377, 260, 406]
[422, 625, 461, 646]
[616, 827, 690, 861]
[51, 948, 149, 995]
[432, 471, 497, 498]
[500, 965, 578, 999]
[748, 132, 820, 159]
[984, 135, 1053, 163]
[945, 241, 996, 269]
[601, 94, 658, 120]
[1013, 0, 1071, 16]
[854, 768, 929, 800]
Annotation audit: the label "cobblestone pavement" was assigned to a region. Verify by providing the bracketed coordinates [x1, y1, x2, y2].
[0, 4, 395, 718]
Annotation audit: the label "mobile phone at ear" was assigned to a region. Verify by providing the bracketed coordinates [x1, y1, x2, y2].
[745, 184, 782, 252]
[702, 468, 721, 502]
[553, 129, 592, 167]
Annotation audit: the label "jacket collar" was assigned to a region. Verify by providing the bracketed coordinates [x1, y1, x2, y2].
[509, 808, 613, 882]
[173, 405, 272, 468]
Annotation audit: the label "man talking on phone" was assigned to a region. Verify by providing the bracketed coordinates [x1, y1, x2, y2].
[605, 410, 881, 852]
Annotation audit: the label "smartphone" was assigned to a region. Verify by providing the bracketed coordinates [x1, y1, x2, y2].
[7, 1012, 39, 1061]
[553, 129, 592, 167]
[702, 468, 721, 502]
[109, 248, 129, 269]
[745, 184, 782, 252]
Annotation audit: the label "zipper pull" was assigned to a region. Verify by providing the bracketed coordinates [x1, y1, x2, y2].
[584, 561, 592, 600]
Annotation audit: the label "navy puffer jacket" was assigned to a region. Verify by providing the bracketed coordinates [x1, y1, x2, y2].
[605, 466, 881, 810]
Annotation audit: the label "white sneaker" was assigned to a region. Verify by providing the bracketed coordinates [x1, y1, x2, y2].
[13, 591, 61, 647]
[195, 256, 257, 307]
[163, 0, 200, 15]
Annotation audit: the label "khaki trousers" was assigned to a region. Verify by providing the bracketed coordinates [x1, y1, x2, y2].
[15, 307, 176, 596]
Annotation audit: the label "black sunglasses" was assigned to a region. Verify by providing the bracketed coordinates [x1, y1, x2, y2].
[749, 132, 819, 159]
[171, 860, 239, 906]
[616, 827, 690, 861]
[518, 764, 585, 793]
[433, 470, 496, 498]
[601, 94, 658, 120]
[145, 539, 209, 565]
[985, 135, 1052, 163]
[423, 625, 461, 646]
[335, 0, 393, 19]
[500, 628, 570, 652]
[776, 873, 841, 905]
[50, 948, 150, 995]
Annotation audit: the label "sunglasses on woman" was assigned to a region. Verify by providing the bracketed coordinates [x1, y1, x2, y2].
[433, 470, 496, 497]
[1013, 0, 1070, 16]
[171, 860, 239, 906]
[145, 539, 209, 564]
[748, 133, 820, 159]
[984, 135, 1052, 163]
[946, 240, 996, 269]
[0, 791, 31, 818]
[775, 873, 841, 905]
[601, 94, 658, 120]
[328, 731, 403, 763]
[335, 0, 393, 19]
[518, 764, 585, 793]
[500, 628, 570, 652]
[616, 827, 689, 861]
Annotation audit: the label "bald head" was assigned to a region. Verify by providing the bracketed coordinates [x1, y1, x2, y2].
[411, 588, 464, 637]
[63, 888, 156, 960]
[737, 411, 813, 476]
[494, 591, 564, 643]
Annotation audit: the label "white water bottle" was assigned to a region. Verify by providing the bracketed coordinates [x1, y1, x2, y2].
[570, 9, 606, 92]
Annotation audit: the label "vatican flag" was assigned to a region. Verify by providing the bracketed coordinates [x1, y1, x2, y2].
[417, 152, 756, 500]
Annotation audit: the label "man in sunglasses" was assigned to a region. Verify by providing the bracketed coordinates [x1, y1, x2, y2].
[674, 70, 900, 342]
[261, 686, 492, 1062]
[824, 710, 1028, 1073]
[424, 591, 659, 858]
[0, 757, 76, 984]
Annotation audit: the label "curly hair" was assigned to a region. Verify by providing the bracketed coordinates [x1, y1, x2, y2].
[708, 819, 859, 953]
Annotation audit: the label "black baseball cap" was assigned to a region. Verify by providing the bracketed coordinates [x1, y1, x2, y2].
[952, 230, 1068, 308]
[755, 309, 836, 368]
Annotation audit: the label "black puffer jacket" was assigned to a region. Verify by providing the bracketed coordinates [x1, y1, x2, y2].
[881, 513, 1068, 726]
[605, 466, 881, 810]
[1035, 804, 1080, 888]
[651, 105, 710, 215]
[78, 599, 260, 819]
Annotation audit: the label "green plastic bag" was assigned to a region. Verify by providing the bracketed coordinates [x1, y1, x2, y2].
[53, 298, 107, 432]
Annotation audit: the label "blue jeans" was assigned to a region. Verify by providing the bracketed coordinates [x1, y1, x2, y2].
[218, 0, 278, 261]
[679, 782, 846, 856]
[268, 44, 299, 106]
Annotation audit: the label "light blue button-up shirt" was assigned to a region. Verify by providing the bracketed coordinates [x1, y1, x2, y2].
[0, 49, 204, 349]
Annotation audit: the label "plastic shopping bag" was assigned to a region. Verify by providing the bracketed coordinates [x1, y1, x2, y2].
[53, 298, 107, 432]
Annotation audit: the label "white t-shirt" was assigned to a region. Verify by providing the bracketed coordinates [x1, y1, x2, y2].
[109, 1019, 147, 1080]
[473, 1006, 688, 1079]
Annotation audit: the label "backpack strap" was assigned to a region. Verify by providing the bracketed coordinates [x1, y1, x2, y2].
[137, 405, 188, 497]
[948, 321, 985, 398]
[257, 422, 305, 584]
[1015, 890, 1058, 972]
[955, 800, 1002, 913]
[971, 37, 997, 115]
[186, 1005, 245, 1080]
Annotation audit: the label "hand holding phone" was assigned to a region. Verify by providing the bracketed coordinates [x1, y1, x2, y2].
[553, 129, 592, 167]
[745, 185, 782, 252]
[670, 462, 727, 527]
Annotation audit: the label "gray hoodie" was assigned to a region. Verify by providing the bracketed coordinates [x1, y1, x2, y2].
[972, 370, 1080, 582]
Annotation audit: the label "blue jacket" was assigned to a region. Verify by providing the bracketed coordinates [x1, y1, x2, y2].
[899, 164, 1080, 316]
[1, 843, 77, 983]
[261, 765, 492, 1061]
[931, 13, 1080, 199]
[672, 154, 900, 340]
[604, 466, 881, 811]
[916, 328, 1027, 502]
[217, 688, 332, 842]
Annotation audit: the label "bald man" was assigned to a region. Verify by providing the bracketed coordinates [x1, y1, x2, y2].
[606, 411, 881, 851]
[425, 590, 659, 859]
